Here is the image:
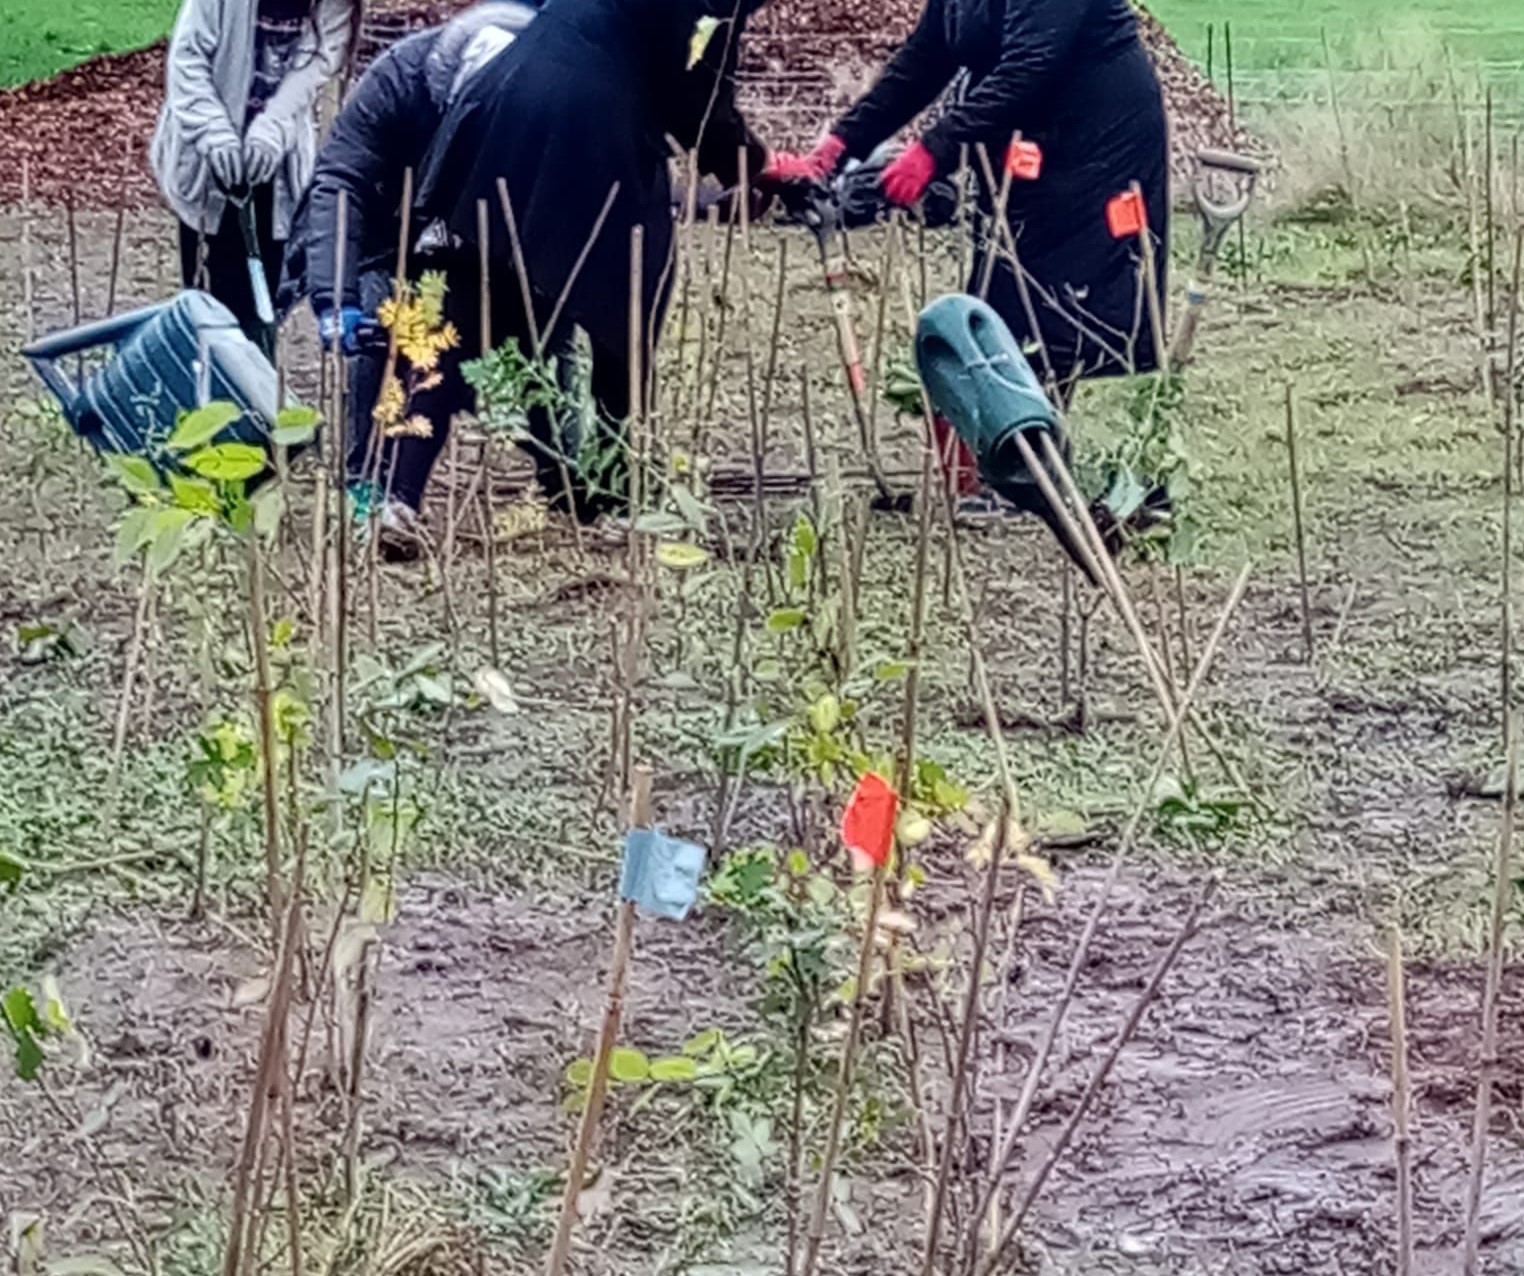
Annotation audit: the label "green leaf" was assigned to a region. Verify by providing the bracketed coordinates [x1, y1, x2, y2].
[608, 1047, 650, 1084]
[271, 618, 296, 647]
[146, 507, 197, 574]
[272, 406, 321, 448]
[791, 513, 817, 559]
[169, 473, 220, 515]
[185, 442, 266, 483]
[809, 693, 840, 736]
[874, 660, 911, 681]
[766, 607, 805, 633]
[565, 1058, 594, 1089]
[656, 541, 710, 570]
[252, 486, 285, 539]
[683, 1028, 722, 1057]
[14, 1030, 43, 1082]
[114, 507, 154, 564]
[4, 987, 41, 1036]
[168, 402, 241, 453]
[785, 849, 809, 877]
[105, 454, 162, 496]
[649, 1056, 699, 1083]
[670, 483, 708, 532]
[0, 853, 22, 893]
[1038, 808, 1088, 837]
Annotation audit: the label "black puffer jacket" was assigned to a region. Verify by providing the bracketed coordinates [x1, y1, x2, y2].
[835, 0, 1169, 380]
[415, 0, 768, 361]
[280, 1, 538, 313]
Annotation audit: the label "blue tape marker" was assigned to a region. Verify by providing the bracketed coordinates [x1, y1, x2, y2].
[619, 829, 707, 921]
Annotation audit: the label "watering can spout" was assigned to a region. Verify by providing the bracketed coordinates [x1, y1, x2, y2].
[914, 294, 1095, 578]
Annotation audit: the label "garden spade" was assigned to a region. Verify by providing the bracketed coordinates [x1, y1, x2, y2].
[229, 187, 277, 359]
[1169, 147, 1262, 370]
[779, 181, 911, 512]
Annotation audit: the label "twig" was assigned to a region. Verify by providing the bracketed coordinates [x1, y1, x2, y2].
[545, 768, 653, 1276]
[106, 206, 126, 315]
[1387, 927, 1414, 1276]
[1460, 719, 1516, 1276]
[967, 565, 1251, 1256]
[1285, 383, 1316, 661]
[976, 879, 1218, 1276]
[103, 562, 157, 813]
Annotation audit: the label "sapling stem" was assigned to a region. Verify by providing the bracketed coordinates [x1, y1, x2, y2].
[1284, 382, 1316, 662]
[967, 565, 1251, 1260]
[545, 767, 653, 1276]
[103, 562, 157, 816]
[66, 190, 83, 389]
[1461, 719, 1515, 1276]
[976, 879, 1217, 1276]
[106, 206, 125, 316]
[1387, 927, 1414, 1276]
[800, 409, 938, 1276]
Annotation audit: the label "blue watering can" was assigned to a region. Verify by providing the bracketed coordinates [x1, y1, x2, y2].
[915, 293, 1096, 579]
[22, 290, 293, 472]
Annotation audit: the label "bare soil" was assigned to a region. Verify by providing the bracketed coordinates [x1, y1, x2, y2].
[2, 186, 1523, 1276]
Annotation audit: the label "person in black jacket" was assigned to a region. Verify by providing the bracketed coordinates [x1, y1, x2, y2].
[415, 0, 772, 519]
[280, 1, 538, 554]
[781, 0, 1168, 391]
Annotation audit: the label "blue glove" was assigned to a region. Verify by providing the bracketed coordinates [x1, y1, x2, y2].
[317, 306, 370, 356]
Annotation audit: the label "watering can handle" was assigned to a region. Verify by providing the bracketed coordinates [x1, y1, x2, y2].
[21, 302, 168, 424]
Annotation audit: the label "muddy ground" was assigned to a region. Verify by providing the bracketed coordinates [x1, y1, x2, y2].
[2, 194, 1523, 1276]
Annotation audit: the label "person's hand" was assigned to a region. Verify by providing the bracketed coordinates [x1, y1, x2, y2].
[761, 133, 848, 185]
[243, 135, 283, 187]
[205, 140, 245, 192]
[881, 141, 936, 207]
[317, 306, 372, 356]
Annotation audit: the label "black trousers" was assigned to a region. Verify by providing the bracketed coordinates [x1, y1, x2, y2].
[345, 255, 633, 513]
[178, 182, 283, 346]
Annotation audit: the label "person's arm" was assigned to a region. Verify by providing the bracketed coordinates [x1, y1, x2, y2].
[665, 12, 766, 188]
[303, 48, 424, 311]
[918, 0, 1088, 169]
[832, 0, 957, 161]
[244, 0, 357, 161]
[162, 0, 242, 159]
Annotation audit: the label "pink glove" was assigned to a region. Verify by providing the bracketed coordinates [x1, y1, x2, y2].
[762, 133, 847, 184]
[882, 141, 936, 207]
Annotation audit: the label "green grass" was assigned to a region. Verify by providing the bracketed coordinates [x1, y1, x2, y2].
[0, 0, 178, 89]
[1147, 0, 1524, 69]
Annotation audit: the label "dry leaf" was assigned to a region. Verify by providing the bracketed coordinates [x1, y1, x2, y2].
[472, 667, 519, 715]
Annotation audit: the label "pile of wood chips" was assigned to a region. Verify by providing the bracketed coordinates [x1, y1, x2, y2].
[0, 1, 1265, 211]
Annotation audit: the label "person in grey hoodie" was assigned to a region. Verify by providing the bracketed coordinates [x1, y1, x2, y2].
[150, 0, 361, 342]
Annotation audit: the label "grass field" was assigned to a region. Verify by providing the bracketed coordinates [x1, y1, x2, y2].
[1138, 0, 1524, 68]
[0, 0, 178, 89]
[4, 0, 1524, 90]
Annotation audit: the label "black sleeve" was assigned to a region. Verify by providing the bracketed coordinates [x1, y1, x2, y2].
[304, 45, 432, 311]
[919, 0, 1088, 169]
[663, 13, 766, 188]
[832, 0, 957, 161]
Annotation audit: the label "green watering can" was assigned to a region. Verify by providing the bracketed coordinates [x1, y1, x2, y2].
[915, 294, 1094, 577]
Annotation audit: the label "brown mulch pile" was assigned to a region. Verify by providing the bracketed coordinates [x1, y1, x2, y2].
[0, 0, 1263, 211]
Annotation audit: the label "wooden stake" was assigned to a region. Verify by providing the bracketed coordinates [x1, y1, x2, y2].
[106, 207, 126, 316]
[1387, 927, 1414, 1276]
[1461, 719, 1516, 1276]
[968, 567, 1251, 1255]
[976, 880, 1217, 1276]
[545, 767, 653, 1276]
[1284, 384, 1316, 661]
[66, 191, 84, 388]
[1131, 180, 1169, 375]
[20, 158, 35, 344]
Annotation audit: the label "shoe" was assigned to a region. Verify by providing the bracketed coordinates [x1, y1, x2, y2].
[954, 492, 1023, 521]
[375, 498, 423, 563]
[349, 482, 423, 563]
